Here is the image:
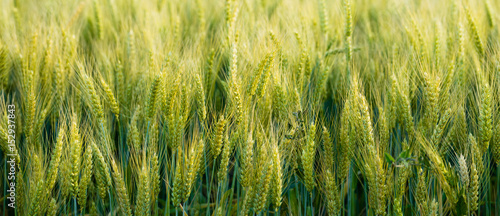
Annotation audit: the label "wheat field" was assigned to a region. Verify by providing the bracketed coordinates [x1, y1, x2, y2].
[0, 0, 499, 215]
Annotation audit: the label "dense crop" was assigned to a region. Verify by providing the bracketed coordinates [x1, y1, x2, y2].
[0, 0, 500, 215]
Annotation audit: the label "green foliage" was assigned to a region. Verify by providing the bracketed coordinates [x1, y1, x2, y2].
[0, 0, 500, 215]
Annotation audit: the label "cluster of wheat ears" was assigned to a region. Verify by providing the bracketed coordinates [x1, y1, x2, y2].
[0, 0, 500, 215]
